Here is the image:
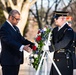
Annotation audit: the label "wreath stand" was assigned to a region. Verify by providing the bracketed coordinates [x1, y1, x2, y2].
[35, 32, 62, 75]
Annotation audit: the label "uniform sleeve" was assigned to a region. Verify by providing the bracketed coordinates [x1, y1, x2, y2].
[54, 29, 74, 51]
[74, 32, 76, 47]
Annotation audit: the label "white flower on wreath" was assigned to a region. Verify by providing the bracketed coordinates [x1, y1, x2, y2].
[30, 54, 34, 57]
[31, 59, 34, 63]
[34, 54, 38, 58]
[43, 27, 47, 31]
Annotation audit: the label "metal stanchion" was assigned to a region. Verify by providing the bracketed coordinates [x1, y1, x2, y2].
[35, 50, 62, 75]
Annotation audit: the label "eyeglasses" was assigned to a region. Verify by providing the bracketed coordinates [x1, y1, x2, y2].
[12, 16, 20, 21]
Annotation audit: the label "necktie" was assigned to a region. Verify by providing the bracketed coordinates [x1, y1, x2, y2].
[13, 25, 20, 33]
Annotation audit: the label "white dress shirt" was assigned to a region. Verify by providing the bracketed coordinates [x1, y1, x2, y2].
[58, 22, 67, 31]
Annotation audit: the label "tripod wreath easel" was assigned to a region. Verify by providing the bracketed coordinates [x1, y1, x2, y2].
[35, 32, 62, 75]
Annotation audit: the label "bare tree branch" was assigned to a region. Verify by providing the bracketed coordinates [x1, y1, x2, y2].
[17, 0, 24, 11]
[63, 0, 73, 10]
[35, 2, 42, 29]
[47, 0, 50, 9]
[0, 0, 8, 18]
[29, 9, 37, 18]
[45, 0, 62, 25]
[8, 0, 17, 10]
[1, 0, 6, 7]
[45, 0, 56, 25]
[30, 0, 37, 6]
[3, 10, 9, 19]
[40, 0, 43, 20]
[55, 0, 61, 10]
[62, 0, 67, 6]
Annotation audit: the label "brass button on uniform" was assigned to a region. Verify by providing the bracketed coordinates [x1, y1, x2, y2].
[57, 59, 59, 61]
[53, 59, 55, 61]
[73, 41, 75, 43]
[73, 51, 75, 53]
[73, 46, 75, 48]
[57, 51, 60, 53]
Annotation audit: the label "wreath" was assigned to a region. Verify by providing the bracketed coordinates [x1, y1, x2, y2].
[31, 25, 52, 70]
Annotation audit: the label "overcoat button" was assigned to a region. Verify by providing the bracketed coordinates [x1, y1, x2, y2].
[73, 51, 75, 53]
[57, 51, 59, 53]
[73, 41, 75, 43]
[73, 46, 75, 48]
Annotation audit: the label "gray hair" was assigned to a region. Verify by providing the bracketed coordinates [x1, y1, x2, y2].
[8, 10, 20, 17]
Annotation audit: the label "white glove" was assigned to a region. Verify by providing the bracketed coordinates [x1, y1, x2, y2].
[73, 69, 76, 75]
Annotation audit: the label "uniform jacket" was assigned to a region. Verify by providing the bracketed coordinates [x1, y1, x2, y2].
[0, 21, 34, 65]
[49, 23, 76, 69]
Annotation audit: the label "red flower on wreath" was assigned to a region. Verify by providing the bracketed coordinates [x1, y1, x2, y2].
[32, 45, 37, 51]
[36, 36, 42, 42]
[37, 30, 40, 34]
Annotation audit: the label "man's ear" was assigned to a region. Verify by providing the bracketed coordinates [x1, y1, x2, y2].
[10, 16, 14, 20]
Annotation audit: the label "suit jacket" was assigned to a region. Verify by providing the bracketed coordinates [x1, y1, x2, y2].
[0, 21, 34, 65]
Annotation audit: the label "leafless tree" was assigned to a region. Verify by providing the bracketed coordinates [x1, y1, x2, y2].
[30, 0, 76, 30]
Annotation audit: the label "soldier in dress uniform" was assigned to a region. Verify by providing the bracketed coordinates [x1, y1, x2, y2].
[49, 11, 76, 75]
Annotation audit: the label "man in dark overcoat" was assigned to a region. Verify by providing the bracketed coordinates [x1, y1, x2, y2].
[0, 10, 34, 75]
